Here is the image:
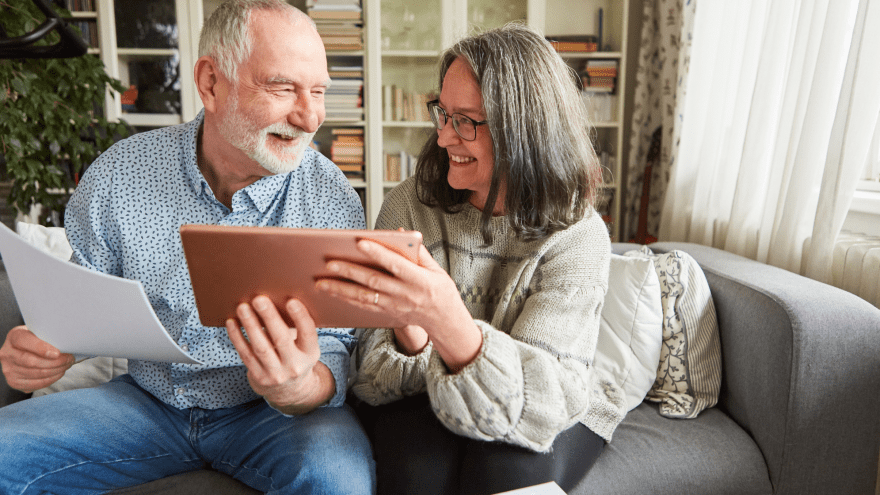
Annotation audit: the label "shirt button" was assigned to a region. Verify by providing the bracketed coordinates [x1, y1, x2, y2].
[181, 345, 189, 352]
[176, 388, 185, 395]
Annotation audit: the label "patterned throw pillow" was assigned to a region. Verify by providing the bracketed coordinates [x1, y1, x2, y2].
[625, 246, 721, 419]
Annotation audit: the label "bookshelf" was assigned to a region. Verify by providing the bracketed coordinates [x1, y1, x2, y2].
[75, 0, 203, 131]
[81, 0, 628, 236]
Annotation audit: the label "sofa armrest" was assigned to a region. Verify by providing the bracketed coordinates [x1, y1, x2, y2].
[0, 260, 31, 407]
[638, 242, 880, 495]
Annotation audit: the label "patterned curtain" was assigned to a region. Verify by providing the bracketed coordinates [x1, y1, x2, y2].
[622, 0, 696, 243]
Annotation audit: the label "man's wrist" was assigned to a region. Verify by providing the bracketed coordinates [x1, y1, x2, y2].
[268, 363, 336, 415]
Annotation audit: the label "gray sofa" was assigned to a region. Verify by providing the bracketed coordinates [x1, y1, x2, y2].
[1, 242, 878, 495]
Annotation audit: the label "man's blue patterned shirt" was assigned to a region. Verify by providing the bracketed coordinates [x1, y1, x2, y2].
[64, 110, 365, 410]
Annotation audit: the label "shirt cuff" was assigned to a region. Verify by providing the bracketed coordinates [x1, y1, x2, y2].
[317, 333, 351, 408]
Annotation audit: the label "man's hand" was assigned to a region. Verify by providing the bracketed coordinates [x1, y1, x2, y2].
[226, 296, 335, 415]
[0, 326, 75, 393]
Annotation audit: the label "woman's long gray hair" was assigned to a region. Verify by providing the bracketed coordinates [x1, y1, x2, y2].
[198, 0, 314, 82]
[415, 23, 603, 245]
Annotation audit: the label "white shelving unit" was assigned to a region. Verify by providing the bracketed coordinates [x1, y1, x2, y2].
[92, 0, 202, 129]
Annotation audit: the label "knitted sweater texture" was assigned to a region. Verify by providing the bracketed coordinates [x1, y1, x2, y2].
[352, 178, 626, 452]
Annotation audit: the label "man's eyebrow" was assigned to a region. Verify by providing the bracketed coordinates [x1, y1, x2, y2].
[265, 76, 332, 89]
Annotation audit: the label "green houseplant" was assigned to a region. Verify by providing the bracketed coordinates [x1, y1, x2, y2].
[0, 0, 130, 225]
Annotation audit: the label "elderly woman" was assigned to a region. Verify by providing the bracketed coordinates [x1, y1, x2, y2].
[316, 23, 626, 494]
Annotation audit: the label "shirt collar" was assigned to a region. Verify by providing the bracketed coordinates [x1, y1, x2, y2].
[239, 172, 290, 213]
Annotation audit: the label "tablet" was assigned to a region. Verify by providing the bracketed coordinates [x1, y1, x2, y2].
[179, 224, 422, 329]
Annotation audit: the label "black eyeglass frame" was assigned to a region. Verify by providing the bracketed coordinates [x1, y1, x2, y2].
[426, 99, 488, 142]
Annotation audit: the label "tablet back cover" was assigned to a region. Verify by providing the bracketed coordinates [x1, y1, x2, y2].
[180, 225, 422, 329]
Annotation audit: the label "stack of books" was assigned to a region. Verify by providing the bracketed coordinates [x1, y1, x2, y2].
[382, 85, 436, 123]
[330, 128, 365, 179]
[306, 0, 363, 51]
[582, 60, 618, 93]
[383, 151, 417, 182]
[326, 78, 363, 121]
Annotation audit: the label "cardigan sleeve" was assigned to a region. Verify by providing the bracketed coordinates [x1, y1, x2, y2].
[351, 328, 433, 404]
[425, 286, 623, 452]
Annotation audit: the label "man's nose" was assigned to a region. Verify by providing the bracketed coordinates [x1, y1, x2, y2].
[288, 95, 324, 134]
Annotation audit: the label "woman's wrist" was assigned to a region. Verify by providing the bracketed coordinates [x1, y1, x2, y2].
[393, 325, 430, 356]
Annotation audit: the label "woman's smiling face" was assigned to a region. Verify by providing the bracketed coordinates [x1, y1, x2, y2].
[436, 57, 500, 213]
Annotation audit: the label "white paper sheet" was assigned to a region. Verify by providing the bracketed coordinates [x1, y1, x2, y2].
[493, 482, 568, 495]
[0, 223, 201, 364]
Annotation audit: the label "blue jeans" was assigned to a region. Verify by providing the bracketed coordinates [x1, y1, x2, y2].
[0, 374, 375, 495]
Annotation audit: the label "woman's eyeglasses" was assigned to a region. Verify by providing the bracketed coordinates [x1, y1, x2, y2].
[426, 99, 488, 141]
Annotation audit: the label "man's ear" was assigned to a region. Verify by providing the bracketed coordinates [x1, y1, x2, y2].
[194, 55, 226, 114]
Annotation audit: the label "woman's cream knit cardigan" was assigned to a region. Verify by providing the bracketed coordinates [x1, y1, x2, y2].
[353, 178, 626, 452]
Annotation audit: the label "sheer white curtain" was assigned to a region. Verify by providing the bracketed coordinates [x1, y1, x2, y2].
[658, 0, 880, 283]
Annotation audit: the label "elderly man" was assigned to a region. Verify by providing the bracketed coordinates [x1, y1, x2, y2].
[0, 1, 374, 493]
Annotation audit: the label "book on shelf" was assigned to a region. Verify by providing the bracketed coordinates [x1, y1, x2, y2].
[329, 66, 364, 79]
[313, 20, 363, 30]
[64, 0, 95, 11]
[308, 10, 363, 21]
[331, 127, 364, 135]
[383, 151, 417, 182]
[326, 110, 365, 121]
[546, 35, 598, 53]
[320, 35, 363, 45]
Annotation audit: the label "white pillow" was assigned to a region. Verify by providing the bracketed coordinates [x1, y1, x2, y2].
[14, 222, 128, 397]
[31, 356, 128, 397]
[16, 221, 73, 260]
[594, 254, 663, 412]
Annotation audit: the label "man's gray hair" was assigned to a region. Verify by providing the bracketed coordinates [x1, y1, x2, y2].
[198, 0, 316, 82]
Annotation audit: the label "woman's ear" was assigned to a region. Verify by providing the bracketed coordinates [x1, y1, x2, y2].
[194, 55, 226, 114]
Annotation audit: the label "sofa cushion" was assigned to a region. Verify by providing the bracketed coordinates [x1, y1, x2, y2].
[625, 247, 722, 419]
[573, 402, 772, 495]
[594, 254, 663, 412]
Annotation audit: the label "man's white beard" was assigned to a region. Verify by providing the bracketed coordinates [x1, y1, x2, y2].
[219, 93, 315, 175]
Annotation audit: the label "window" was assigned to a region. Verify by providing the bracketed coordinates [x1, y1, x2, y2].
[857, 113, 880, 188]
[845, 112, 880, 235]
